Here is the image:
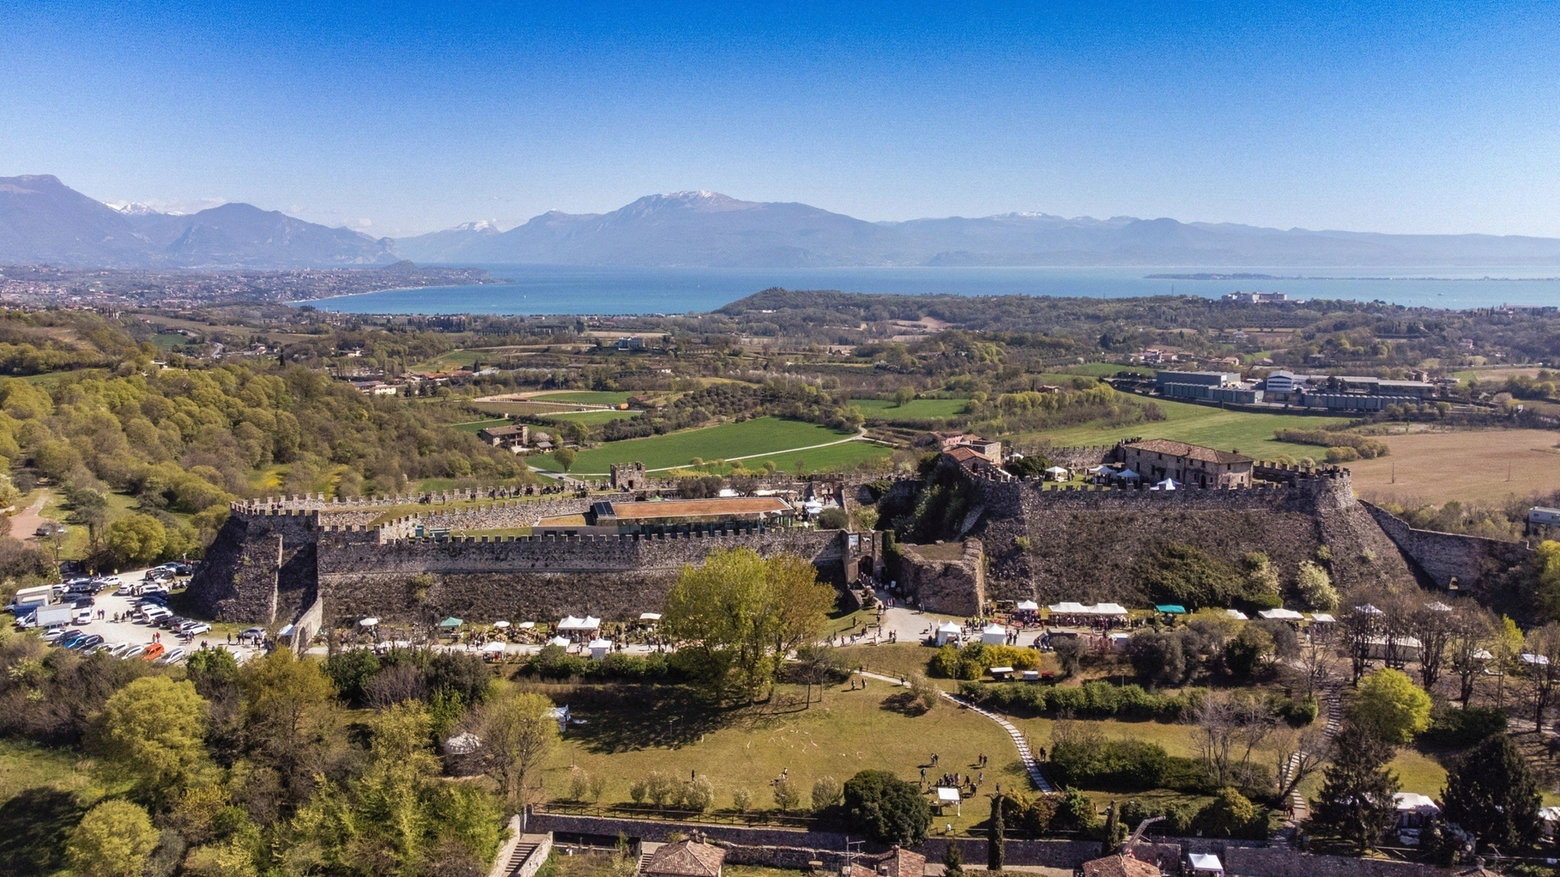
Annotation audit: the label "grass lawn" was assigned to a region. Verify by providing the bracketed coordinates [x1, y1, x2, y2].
[544, 410, 641, 425]
[854, 398, 970, 422]
[0, 740, 102, 876]
[451, 418, 511, 434]
[1055, 363, 1155, 378]
[1016, 398, 1348, 460]
[1388, 746, 1447, 799]
[149, 332, 187, 349]
[531, 390, 634, 406]
[530, 418, 871, 474]
[539, 681, 1020, 834]
[412, 349, 489, 371]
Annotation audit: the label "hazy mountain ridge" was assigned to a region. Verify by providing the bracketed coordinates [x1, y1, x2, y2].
[401, 192, 1560, 268]
[0, 175, 397, 268]
[9, 174, 1560, 270]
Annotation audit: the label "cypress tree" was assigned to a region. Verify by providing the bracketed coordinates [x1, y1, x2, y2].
[988, 794, 1005, 873]
[942, 841, 963, 877]
[1102, 801, 1121, 856]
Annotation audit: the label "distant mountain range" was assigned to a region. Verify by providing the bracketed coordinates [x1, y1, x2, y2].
[8, 174, 1560, 270]
[0, 175, 395, 268]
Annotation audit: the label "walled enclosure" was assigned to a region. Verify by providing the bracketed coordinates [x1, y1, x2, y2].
[190, 490, 862, 626]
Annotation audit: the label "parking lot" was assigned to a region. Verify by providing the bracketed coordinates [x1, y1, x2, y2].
[24, 565, 264, 665]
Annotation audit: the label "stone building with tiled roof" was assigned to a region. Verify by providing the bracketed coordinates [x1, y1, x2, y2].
[1116, 438, 1254, 488]
[643, 838, 726, 877]
[1078, 850, 1162, 877]
[846, 846, 926, 877]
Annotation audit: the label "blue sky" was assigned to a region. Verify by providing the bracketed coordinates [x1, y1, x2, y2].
[2, 1, 1558, 237]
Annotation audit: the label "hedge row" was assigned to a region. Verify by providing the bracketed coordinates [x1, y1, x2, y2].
[957, 680, 1204, 721]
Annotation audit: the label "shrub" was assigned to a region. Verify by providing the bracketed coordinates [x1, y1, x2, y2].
[1049, 727, 1172, 791]
[959, 681, 1203, 722]
[681, 776, 715, 813]
[812, 775, 843, 811]
[1147, 543, 1246, 609]
[1276, 696, 1320, 726]
[731, 788, 752, 812]
[1296, 560, 1338, 611]
[930, 642, 1038, 680]
[843, 770, 931, 845]
[1424, 706, 1508, 748]
[1196, 787, 1262, 838]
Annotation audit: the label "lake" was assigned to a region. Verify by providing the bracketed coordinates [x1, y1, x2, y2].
[300, 264, 1560, 315]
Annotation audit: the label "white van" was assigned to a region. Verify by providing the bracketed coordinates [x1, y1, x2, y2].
[142, 605, 172, 623]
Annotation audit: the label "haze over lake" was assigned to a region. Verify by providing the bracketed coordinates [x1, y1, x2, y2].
[303, 264, 1560, 315]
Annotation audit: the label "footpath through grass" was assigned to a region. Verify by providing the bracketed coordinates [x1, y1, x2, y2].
[1017, 398, 1348, 460]
[530, 417, 883, 474]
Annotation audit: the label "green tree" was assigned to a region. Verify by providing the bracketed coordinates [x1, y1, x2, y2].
[1297, 560, 1339, 611]
[893, 386, 915, 408]
[942, 841, 964, 877]
[816, 507, 849, 529]
[843, 770, 931, 845]
[812, 775, 843, 811]
[90, 676, 210, 806]
[989, 793, 1005, 872]
[1534, 540, 1560, 621]
[772, 776, 801, 812]
[1197, 787, 1257, 838]
[663, 548, 835, 701]
[66, 799, 160, 877]
[104, 514, 168, 566]
[475, 689, 559, 811]
[1223, 625, 1275, 680]
[1441, 734, 1541, 851]
[552, 447, 576, 472]
[1308, 723, 1399, 853]
[1349, 668, 1432, 745]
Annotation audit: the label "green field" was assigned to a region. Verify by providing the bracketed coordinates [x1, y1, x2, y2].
[1056, 362, 1155, 378]
[540, 680, 1017, 833]
[1017, 397, 1348, 460]
[529, 417, 875, 474]
[543, 410, 641, 425]
[149, 332, 188, 349]
[451, 418, 511, 434]
[411, 349, 489, 371]
[854, 398, 970, 421]
[530, 390, 633, 406]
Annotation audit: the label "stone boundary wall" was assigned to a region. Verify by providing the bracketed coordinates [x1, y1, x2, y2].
[1362, 501, 1533, 590]
[895, 539, 985, 615]
[290, 594, 324, 655]
[525, 813, 1458, 877]
[974, 466, 1355, 521]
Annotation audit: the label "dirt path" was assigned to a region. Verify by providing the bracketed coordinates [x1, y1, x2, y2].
[9, 492, 49, 542]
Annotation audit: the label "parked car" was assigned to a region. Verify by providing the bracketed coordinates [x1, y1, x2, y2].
[68, 634, 104, 651]
[180, 621, 211, 636]
[141, 642, 165, 662]
[142, 606, 172, 623]
[41, 627, 66, 643]
[159, 615, 186, 630]
[106, 642, 136, 658]
[121, 644, 147, 660]
[157, 647, 187, 665]
[57, 630, 88, 648]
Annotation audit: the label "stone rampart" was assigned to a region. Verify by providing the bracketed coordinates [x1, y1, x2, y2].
[316, 529, 847, 625]
[895, 540, 985, 615]
[1362, 501, 1533, 591]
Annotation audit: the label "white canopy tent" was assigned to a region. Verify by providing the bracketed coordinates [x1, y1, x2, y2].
[481, 641, 506, 657]
[1044, 466, 1071, 481]
[936, 786, 961, 815]
[1047, 601, 1128, 617]
[1225, 609, 1249, 620]
[358, 617, 379, 628]
[639, 612, 662, 622]
[1259, 608, 1305, 621]
[1309, 613, 1336, 624]
[558, 615, 601, 632]
[1116, 468, 1142, 480]
[1152, 478, 1180, 491]
[518, 621, 536, 629]
[981, 624, 1007, 645]
[935, 622, 962, 646]
[492, 620, 511, 629]
[587, 639, 613, 660]
[1188, 853, 1224, 876]
[546, 636, 571, 649]
[1015, 599, 1040, 612]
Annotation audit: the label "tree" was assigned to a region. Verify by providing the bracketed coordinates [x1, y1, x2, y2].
[1100, 801, 1121, 856]
[1197, 787, 1257, 838]
[104, 514, 168, 566]
[1349, 668, 1431, 745]
[772, 776, 801, 812]
[474, 690, 558, 811]
[1441, 734, 1541, 851]
[893, 386, 915, 408]
[1274, 724, 1331, 803]
[1411, 601, 1456, 692]
[1308, 723, 1399, 853]
[1534, 539, 1560, 621]
[1223, 624, 1275, 680]
[663, 548, 835, 702]
[1128, 629, 1187, 688]
[816, 507, 850, 529]
[843, 770, 931, 845]
[942, 841, 964, 877]
[1053, 636, 1085, 677]
[1285, 634, 1338, 702]
[1297, 560, 1338, 611]
[552, 447, 576, 472]
[1192, 691, 1274, 787]
[1522, 622, 1560, 730]
[812, 775, 842, 810]
[1446, 604, 1495, 707]
[988, 793, 1005, 872]
[91, 676, 210, 806]
[67, 799, 160, 877]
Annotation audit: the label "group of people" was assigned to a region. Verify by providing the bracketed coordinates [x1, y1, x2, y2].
[920, 753, 990, 797]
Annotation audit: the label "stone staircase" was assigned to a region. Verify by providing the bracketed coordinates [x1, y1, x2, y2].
[499, 834, 552, 877]
[1281, 682, 1344, 825]
[861, 671, 1052, 793]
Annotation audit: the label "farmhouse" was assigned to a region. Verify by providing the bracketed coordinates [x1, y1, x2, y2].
[476, 423, 528, 451]
[1115, 439, 1254, 488]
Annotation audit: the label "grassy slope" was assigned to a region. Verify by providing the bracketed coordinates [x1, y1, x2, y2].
[530, 390, 634, 406]
[1016, 398, 1349, 460]
[541, 681, 1017, 833]
[544, 410, 641, 424]
[854, 398, 970, 421]
[529, 417, 872, 474]
[0, 740, 103, 876]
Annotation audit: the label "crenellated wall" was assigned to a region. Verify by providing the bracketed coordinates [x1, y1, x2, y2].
[1361, 501, 1533, 591]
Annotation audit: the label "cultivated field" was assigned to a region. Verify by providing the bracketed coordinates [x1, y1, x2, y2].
[1015, 398, 1348, 460]
[1350, 428, 1560, 505]
[528, 417, 886, 474]
[529, 390, 634, 406]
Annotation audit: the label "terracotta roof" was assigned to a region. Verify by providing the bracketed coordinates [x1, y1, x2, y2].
[944, 447, 984, 463]
[645, 840, 726, 877]
[851, 848, 925, 877]
[1123, 438, 1252, 465]
[1081, 854, 1162, 877]
[479, 425, 527, 437]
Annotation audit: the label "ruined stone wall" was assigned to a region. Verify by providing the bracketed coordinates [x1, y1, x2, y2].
[895, 539, 985, 615]
[1362, 501, 1534, 591]
[963, 467, 1416, 605]
[315, 529, 846, 625]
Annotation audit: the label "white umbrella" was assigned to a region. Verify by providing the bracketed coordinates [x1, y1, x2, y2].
[358, 617, 379, 627]
[492, 620, 512, 629]
[518, 621, 536, 629]
[482, 641, 506, 654]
